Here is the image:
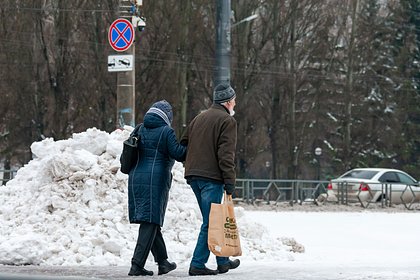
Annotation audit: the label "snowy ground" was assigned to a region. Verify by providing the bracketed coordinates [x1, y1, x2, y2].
[1, 209, 420, 279]
[246, 210, 420, 279]
[0, 128, 419, 279]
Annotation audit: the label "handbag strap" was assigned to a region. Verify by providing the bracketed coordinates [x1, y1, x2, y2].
[131, 123, 143, 137]
[149, 128, 165, 187]
[153, 128, 165, 159]
[222, 191, 234, 206]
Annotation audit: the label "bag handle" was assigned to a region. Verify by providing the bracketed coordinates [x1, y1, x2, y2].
[127, 123, 143, 146]
[131, 123, 142, 136]
[222, 191, 234, 206]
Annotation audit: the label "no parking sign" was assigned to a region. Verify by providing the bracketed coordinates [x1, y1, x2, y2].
[108, 18, 134, 52]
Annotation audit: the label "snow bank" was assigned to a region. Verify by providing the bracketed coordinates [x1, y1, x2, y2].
[0, 127, 301, 266]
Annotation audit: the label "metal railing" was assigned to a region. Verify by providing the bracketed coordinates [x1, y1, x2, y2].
[234, 179, 330, 205]
[2, 169, 418, 210]
[0, 169, 17, 185]
[330, 181, 420, 210]
[233, 179, 420, 210]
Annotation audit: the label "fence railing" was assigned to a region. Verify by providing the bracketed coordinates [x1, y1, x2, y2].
[331, 181, 420, 210]
[0, 169, 17, 185]
[234, 179, 330, 205]
[2, 170, 419, 210]
[233, 179, 420, 210]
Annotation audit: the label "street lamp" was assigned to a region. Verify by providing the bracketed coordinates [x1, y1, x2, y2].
[314, 147, 322, 181]
[231, 13, 259, 28]
[265, 161, 271, 178]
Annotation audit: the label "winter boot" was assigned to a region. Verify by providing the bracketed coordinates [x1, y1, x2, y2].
[157, 259, 177, 275]
[128, 262, 153, 276]
[217, 259, 240, 274]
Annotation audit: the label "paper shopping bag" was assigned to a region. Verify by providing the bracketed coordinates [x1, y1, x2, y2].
[208, 192, 242, 257]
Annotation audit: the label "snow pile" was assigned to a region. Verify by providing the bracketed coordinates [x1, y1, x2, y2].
[0, 127, 301, 266]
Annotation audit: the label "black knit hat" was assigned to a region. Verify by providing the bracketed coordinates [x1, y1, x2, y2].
[213, 84, 236, 104]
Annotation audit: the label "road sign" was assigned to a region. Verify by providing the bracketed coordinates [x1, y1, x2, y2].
[108, 54, 133, 72]
[108, 18, 134, 52]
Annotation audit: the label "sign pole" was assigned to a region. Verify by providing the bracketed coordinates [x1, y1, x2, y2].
[110, 1, 144, 128]
[116, 43, 135, 128]
[108, 14, 135, 128]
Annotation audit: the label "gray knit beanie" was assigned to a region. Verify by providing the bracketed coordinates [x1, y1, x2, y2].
[213, 84, 236, 104]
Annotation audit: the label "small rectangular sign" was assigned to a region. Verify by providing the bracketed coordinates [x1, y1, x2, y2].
[108, 54, 133, 72]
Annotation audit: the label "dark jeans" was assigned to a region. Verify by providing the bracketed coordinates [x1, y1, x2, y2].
[131, 222, 168, 268]
[189, 179, 229, 268]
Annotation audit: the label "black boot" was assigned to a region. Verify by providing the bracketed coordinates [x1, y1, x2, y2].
[217, 259, 240, 274]
[157, 259, 177, 275]
[128, 262, 154, 276]
[188, 265, 219, 276]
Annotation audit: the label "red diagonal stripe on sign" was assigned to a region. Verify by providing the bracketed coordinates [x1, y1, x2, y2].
[112, 24, 130, 46]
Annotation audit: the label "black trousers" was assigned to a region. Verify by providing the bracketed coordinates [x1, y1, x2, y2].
[131, 222, 168, 268]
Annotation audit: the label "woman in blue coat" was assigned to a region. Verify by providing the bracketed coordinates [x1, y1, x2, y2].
[127, 100, 186, 276]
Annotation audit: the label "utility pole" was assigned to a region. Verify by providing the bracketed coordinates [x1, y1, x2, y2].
[214, 2, 258, 89]
[116, 0, 145, 128]
[214, 0, 231, 87]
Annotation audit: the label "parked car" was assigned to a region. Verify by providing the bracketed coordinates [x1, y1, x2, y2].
[326, 168, 420, 205]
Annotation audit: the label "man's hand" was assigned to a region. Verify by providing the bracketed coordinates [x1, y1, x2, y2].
[224, 184, 235, 195]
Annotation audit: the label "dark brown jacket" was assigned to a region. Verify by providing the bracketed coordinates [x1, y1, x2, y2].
[181, 104, 237, 185]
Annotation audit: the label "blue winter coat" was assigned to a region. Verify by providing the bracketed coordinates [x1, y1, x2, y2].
[128, 113, 186, 225]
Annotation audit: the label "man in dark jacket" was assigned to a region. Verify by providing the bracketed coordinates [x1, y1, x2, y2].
[181, 84, 240, 276]
[127, 100, 186, 276]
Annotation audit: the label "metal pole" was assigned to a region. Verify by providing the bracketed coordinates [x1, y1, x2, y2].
[214, 0, 231, 87]
[317, 157, 320, 181]
[315, 147, 322, 181]
[116, 44, 135, 128]
[116, 0, 138, 128]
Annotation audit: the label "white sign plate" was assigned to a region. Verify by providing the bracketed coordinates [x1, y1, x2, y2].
[108, 54, 133, 72]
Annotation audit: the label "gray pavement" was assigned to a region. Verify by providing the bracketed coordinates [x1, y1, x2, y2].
[1, 264, 420, 280]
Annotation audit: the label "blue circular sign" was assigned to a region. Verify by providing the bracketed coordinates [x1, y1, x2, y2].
[108, 18, 134, 52]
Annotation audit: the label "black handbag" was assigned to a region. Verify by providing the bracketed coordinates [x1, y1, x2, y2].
[120, 124, 142, 174]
